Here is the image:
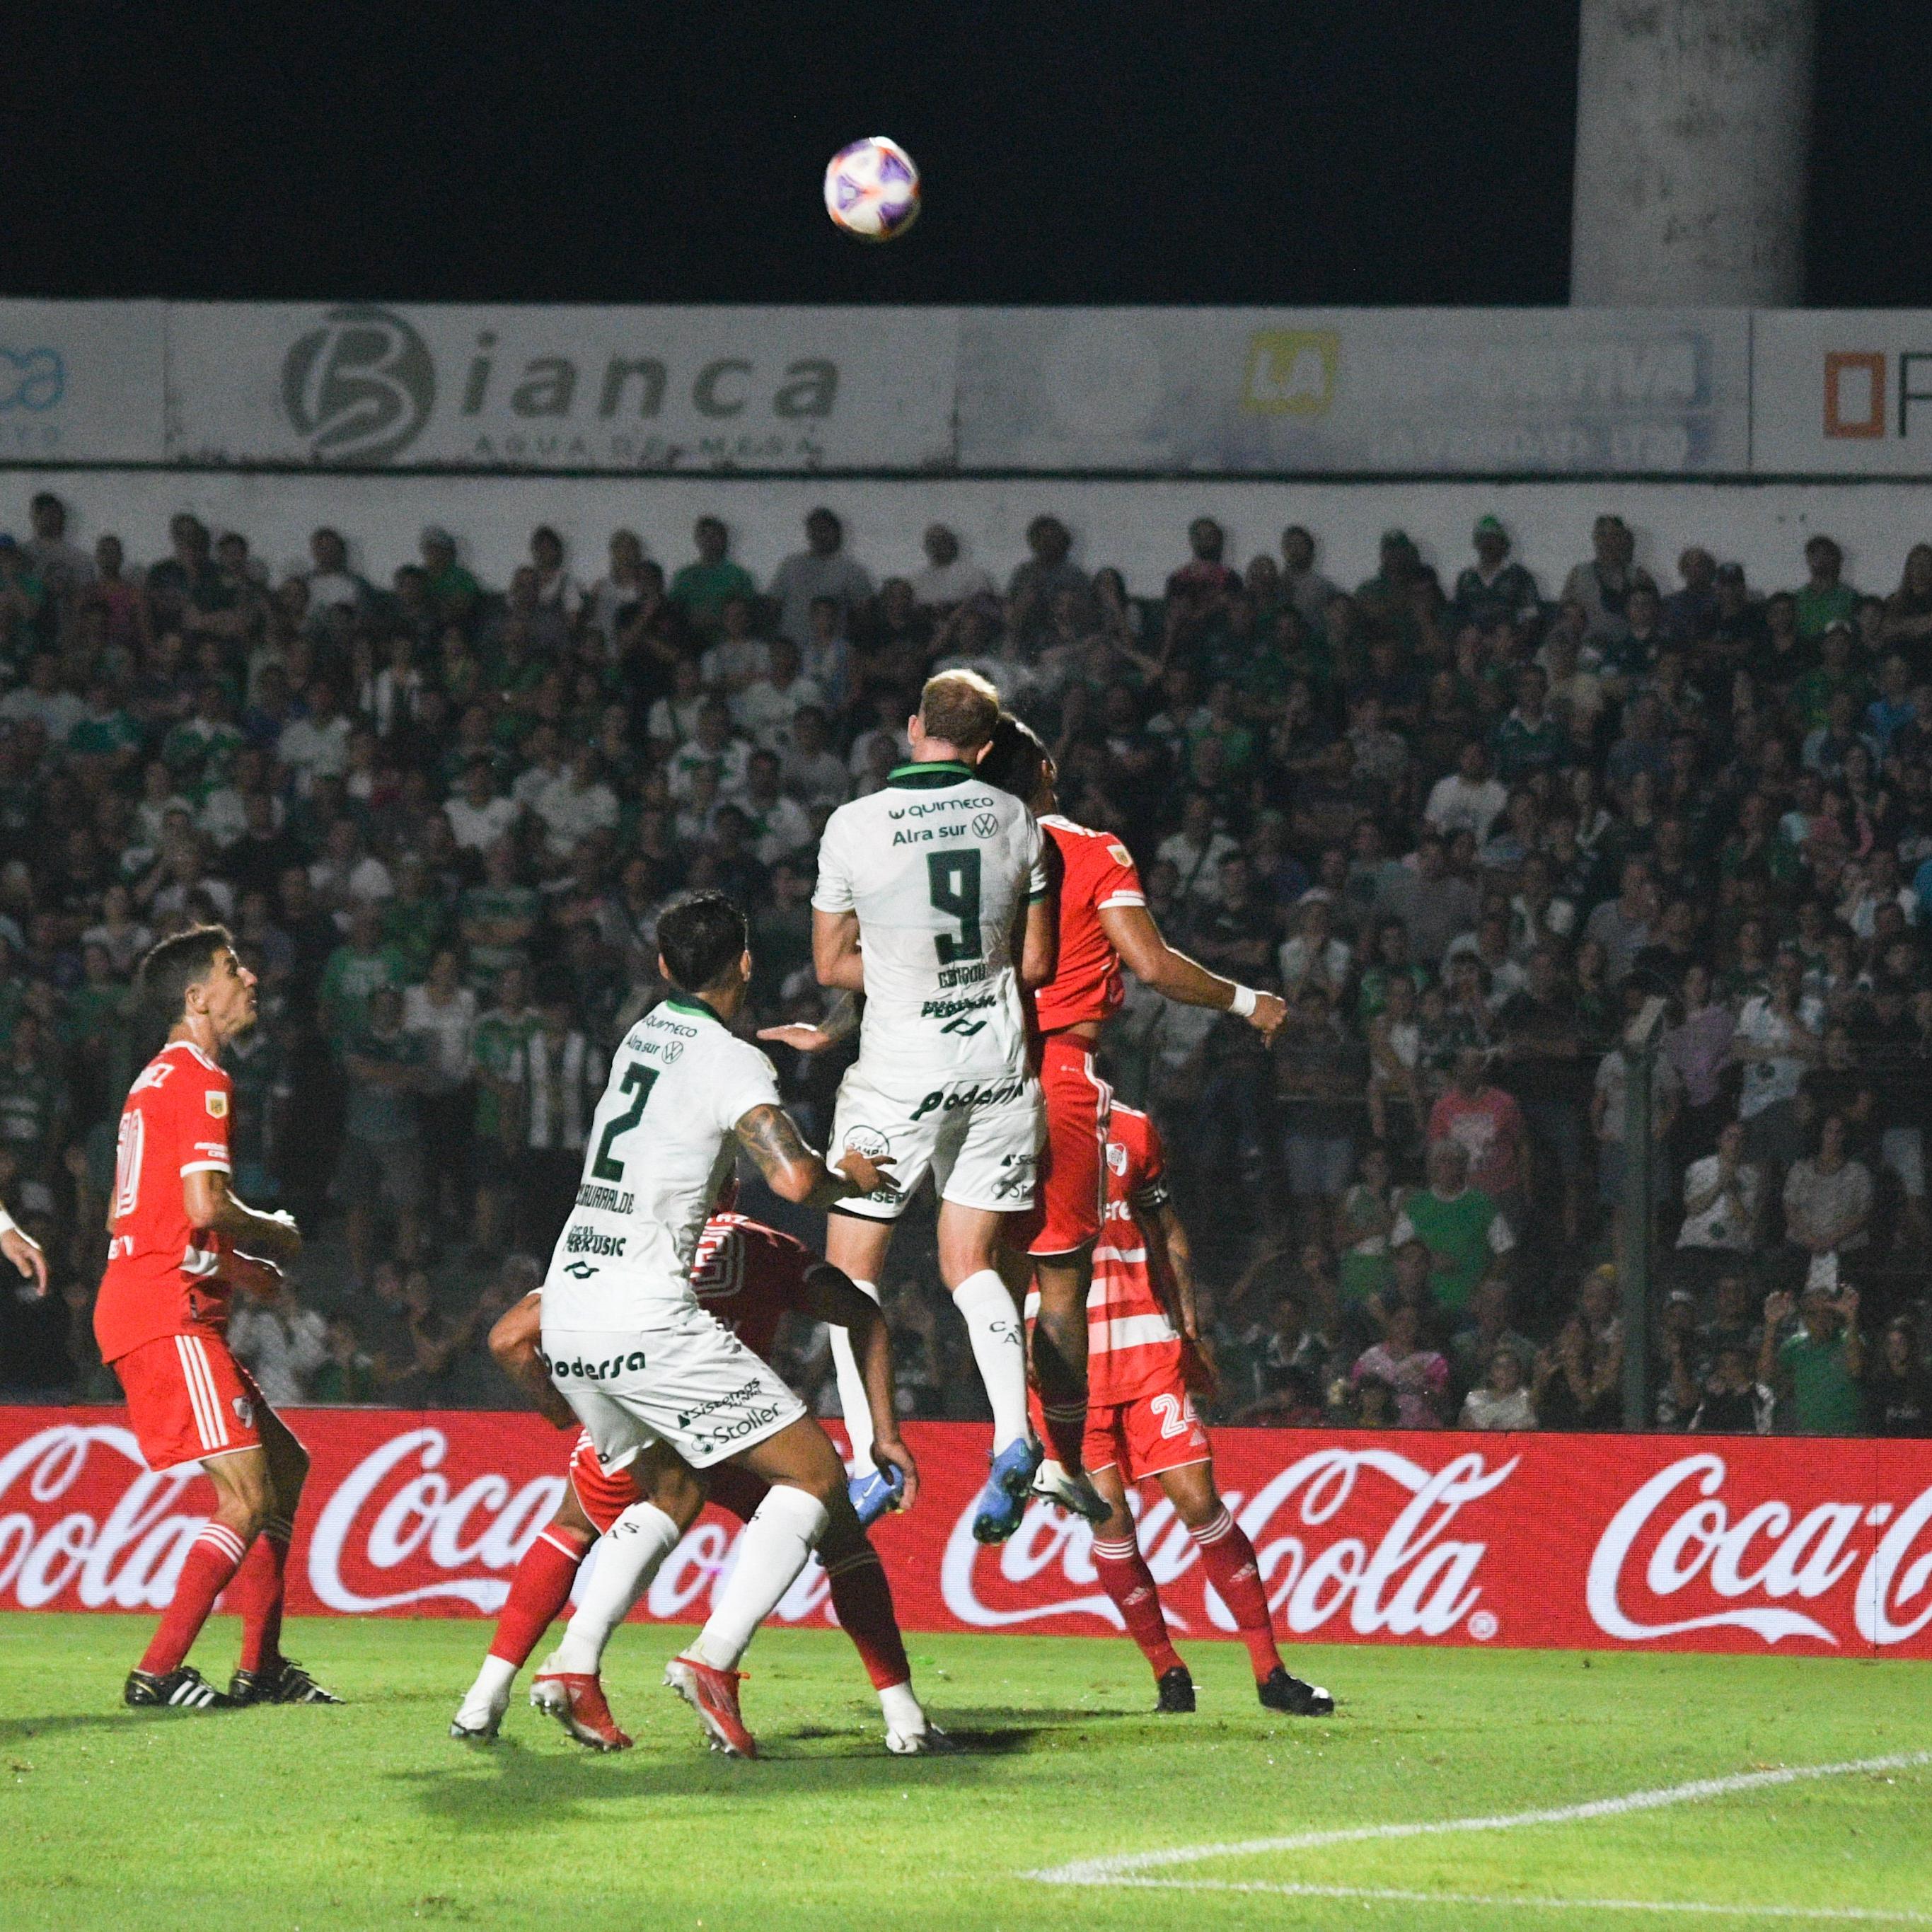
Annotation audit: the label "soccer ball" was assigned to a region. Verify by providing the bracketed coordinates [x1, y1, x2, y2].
[823, 137, 921, 243]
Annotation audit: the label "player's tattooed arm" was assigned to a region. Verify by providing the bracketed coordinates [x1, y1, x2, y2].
[734, 1104, 894, 1209]
[756, 989, 862, 1055]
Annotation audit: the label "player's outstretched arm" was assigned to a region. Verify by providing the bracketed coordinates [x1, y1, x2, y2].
[487, 1291, 579, 1430]
[811, 908, 866, 993]
[1099, 901, 1286, 1039]
[756, 990, 862, 1055]
[734, 1104, 894, 1211]
[801, 1261, 918, 1509]
[181, 1169, 302, 1266]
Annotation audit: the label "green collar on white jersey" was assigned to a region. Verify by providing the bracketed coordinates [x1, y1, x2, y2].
[888, 759, 974, 789]
[661, 991, 723, 1024]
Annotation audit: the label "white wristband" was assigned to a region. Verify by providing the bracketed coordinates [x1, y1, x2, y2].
[1230, 985, 1259, 1018]
[0, 1206, 15, 1237]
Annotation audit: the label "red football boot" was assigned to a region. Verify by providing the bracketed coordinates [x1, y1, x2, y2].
[663, 1653, 756, 1759]
[530, 1669, 632, 1751]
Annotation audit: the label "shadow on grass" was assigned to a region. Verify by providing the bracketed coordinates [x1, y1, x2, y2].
[394, 1732, 1012, 1822]
[0, 1711, 146, 1744]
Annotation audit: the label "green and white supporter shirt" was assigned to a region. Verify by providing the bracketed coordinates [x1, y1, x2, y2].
[813, 759, 1047, 1085]
[540, 993, 782, 1330]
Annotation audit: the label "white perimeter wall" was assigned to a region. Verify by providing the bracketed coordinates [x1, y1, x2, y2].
[11, 470, 1932, 603]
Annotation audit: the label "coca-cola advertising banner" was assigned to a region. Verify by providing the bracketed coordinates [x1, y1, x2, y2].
[3, 1410, 1928, 1659]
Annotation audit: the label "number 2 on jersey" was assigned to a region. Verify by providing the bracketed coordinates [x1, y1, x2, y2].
[591, 1062, 659, 1182]
[927, 850, 982, 964]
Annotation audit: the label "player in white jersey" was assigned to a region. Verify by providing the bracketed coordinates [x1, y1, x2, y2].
[807, 671, 1055, 1544]
[540, 890, 909, 1758]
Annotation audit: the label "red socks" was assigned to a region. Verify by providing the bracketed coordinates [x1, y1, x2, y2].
[141, 1522, 248, 1677]
[1024, 1341, 1091, 1473]
[1092, 1532, 1184, 1679]
[490, 1524, 591, 1667]
[231, 1514, 294, 1673]
[1039, 1401, 1088, 1473]
[824, 1545, 911, 1690]
[1192, 1506, 1283, 1679]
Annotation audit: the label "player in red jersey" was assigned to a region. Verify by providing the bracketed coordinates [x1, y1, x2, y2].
[451, 1210, 946, 1754]
[1055, 1101, 1334, 1716]
[976, 717, 1286, 1516]
[94, 925, 337, 1711]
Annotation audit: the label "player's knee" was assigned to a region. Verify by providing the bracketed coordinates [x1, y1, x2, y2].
[224, 1476, 273, 1540]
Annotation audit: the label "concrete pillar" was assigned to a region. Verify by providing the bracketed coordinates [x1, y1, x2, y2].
[1571, 0, 1815, 306]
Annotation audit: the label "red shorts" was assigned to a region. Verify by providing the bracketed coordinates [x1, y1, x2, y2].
[567, 1431, 769, 1534]
[1013, 1034, 1111, 1256]
[112, 1331, 270, 1474]
[1085, 1382, 1211, 1483]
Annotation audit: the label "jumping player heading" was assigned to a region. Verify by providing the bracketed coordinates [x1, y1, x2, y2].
[94, 924, 338, 1711]
[976, 715, 1285, 1511]
[806, 671, 1056, 1543]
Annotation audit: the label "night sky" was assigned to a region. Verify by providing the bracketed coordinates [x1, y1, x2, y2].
[4, 1, 1928, 308]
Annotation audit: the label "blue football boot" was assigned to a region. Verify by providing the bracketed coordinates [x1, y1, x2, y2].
[971, 1435, 1043, 1544]
[848, 1462, 907, 1529]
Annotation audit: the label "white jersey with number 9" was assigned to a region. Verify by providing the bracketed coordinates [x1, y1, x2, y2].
[812, 758, 1046, 1083]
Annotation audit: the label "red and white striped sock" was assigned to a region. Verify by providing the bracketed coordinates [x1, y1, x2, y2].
[141, 1521, 249, 1677]
[232, 1512, 295, 1673]
[490, 1524, 592, 1669]
[1092, 1532, 1185, 1679]
[1191, 1505, 1283, 1679]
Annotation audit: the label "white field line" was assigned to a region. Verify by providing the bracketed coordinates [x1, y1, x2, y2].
[1026, 1748, 1932, 1899]
[1051, 1880, 1932, 1924]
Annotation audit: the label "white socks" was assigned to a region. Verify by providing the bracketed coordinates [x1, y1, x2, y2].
[548, 1500, 681, 1676]
[690, 1484, 831, 1673]
[878, 1679, 925, 1735]
[457, 1652, 519, 1724]
[830, 1277, 881, 1468]
[953, 1268, 1030, 1454]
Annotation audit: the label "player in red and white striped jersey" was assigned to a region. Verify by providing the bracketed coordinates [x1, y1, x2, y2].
[1045, 1102, 1333, 1717]
[452, 1210, 944, 1755]
[93, 925, 336, 1713]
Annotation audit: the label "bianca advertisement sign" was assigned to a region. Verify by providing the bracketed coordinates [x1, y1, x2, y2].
[165, 301, 959, 473]
[1, 1412, 1926, 1659]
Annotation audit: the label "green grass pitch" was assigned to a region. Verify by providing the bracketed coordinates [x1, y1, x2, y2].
[1, 1613, 1928, 1930]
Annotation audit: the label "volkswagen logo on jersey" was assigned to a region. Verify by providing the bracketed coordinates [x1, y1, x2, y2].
[971, 811, 999, 838]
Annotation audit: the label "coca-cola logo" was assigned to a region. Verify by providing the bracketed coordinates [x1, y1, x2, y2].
[939, 1447, 1515, 1642]
[1587, 1452, 1932, 1648]
[0, 1425, 207, 1609]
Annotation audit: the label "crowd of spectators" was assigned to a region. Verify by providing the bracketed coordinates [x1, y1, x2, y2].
[1, 490, 1931, 1440]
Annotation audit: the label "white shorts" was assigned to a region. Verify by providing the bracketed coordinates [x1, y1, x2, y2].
[829, 1060, 1043, 1222]
[542, 1300, 805, 1471]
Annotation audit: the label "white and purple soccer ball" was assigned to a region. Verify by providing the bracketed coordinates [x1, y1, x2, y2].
[823, 137, 921, 243]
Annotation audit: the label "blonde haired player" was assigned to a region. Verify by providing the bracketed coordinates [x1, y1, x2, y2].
[801, 671, 1055, 1542]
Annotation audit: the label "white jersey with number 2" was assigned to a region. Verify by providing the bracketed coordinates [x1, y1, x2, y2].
[540, 993, 781, 1331]
[813, 758, 1046, 1083]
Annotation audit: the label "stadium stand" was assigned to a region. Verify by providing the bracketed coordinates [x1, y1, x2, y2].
[1, 490, 1928, 1441]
